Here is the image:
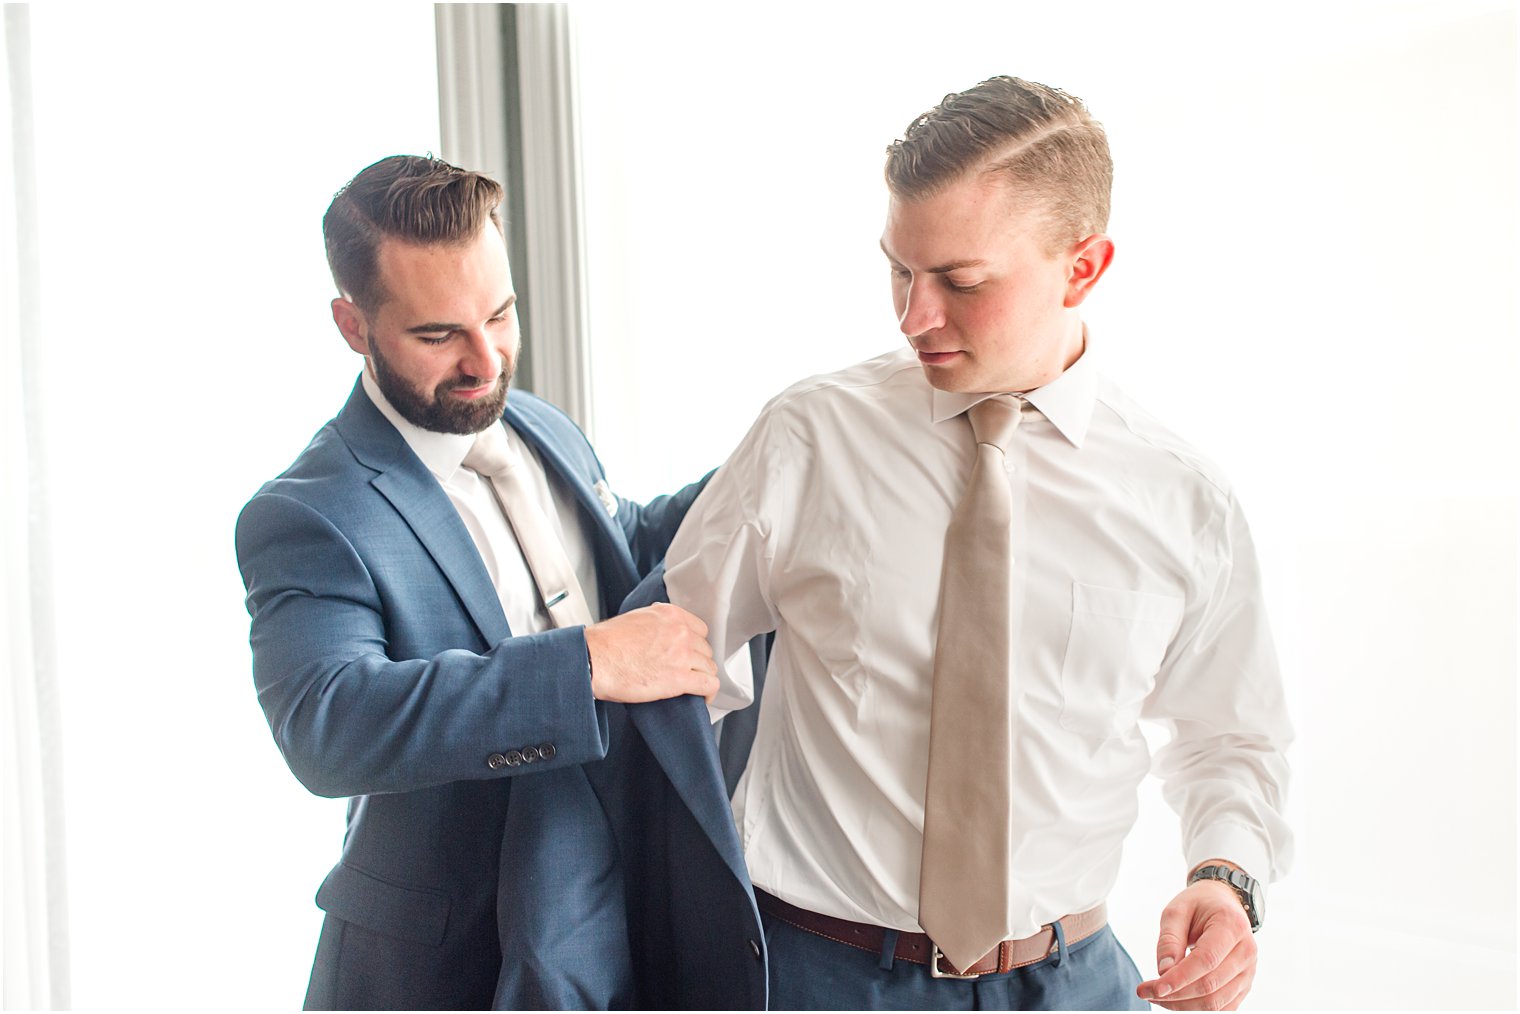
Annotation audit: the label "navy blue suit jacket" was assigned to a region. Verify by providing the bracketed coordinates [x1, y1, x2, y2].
[236, 380, 764, 1009]
[495, 568, 768, 1009]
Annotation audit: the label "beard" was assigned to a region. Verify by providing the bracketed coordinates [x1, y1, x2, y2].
[368, 336, 512, 435]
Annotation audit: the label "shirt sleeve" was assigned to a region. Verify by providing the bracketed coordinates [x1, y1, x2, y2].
[1142, 490, 1295, 883]
[665, 401, 802, 718]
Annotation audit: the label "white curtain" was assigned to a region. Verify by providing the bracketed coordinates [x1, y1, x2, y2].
[2, 5, 70, 1009]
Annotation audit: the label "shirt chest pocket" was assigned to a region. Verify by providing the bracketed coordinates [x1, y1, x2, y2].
[1058, 582, 1185, 740]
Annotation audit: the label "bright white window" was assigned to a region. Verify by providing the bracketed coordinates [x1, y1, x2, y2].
[29, 7, 439, 1008]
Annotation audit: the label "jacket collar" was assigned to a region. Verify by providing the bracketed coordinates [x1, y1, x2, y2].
[335, 377, 641, 636]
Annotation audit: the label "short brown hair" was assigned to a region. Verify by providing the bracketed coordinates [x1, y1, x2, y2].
[885, 77, 1112, 250]
[323, 155, 504, 311]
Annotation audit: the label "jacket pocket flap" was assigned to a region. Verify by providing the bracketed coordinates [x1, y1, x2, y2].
[315, 862, 450, 947]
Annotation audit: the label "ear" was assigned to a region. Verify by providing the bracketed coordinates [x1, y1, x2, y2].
[1063, 234, 1115, 308]
[331, 297, 370, 356]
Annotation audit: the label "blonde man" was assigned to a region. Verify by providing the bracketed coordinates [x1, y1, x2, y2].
[667, 77, 1292, 1011]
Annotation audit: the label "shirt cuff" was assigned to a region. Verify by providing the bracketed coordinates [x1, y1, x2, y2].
[1185, 823, 1276, 884]
[707, 643, 756, 723]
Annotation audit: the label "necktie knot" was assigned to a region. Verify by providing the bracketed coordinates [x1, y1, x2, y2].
[462, 421, 595, 629]
[463, 423, 514, 477]
[967, 395, 1022, 452]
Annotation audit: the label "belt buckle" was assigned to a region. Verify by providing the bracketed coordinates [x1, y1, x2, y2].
[929, 943, 982, 980]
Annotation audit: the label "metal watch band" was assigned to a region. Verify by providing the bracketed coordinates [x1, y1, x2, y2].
[1189, 863, 1263, 933]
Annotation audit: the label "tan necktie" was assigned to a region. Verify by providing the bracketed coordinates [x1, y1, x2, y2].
[918, 394, 1022, 974]
[463, 423, 595, 629]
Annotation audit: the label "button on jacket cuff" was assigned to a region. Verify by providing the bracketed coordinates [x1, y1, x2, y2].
[478, 624, 609, 776]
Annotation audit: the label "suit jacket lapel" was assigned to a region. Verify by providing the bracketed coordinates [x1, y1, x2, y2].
[627, 695, 753, 888]
[502, 400, 639, 591]
[612, 569, 750, 883]
[335, 380, 511, 646]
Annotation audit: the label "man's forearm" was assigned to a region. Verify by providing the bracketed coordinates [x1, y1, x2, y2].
[239, 491, 609, 798]
[256, 626, 609, 798]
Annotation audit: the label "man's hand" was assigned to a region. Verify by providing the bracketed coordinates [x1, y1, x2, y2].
[584, 603, 719, 703]
[1137, 880, 1257, 1011]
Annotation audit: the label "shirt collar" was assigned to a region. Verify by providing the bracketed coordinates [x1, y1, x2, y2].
[928, 332, 1097, 449]
[360, 368, 478, 481]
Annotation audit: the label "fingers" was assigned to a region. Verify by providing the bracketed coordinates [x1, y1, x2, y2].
[1149, 935, 1256, 1007]
[1162, 920, 1250, 991]
[683, 645, 720, 698]
[654, 605, 717, 694]
[1153, 899, 1191, 975]
[585, 604, 721, 703]
[1139, 883, 1255, 1007]
[1139, 924, 1246, 1003]
[692, 669, 721, 702]
[1152, 964, 1255, 1011]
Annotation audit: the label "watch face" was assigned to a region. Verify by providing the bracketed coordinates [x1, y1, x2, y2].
[1248, 878, 1265, 929]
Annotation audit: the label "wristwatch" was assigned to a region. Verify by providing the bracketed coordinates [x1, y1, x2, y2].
[1188, 863, 1264, 933]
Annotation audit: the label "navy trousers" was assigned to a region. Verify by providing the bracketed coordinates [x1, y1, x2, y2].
[761, 909, 1150, 1011]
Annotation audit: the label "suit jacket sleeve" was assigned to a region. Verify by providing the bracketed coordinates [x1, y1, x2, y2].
[615, 470, 715, 577]
[236, 490, 609, 799]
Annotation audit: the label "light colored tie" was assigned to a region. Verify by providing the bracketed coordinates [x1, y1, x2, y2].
[918, 394, 1022, 974]
[463, 423, 595, 629]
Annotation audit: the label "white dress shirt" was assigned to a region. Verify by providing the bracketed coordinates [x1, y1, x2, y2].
[361, 370, 603, 632]
[664, 345, 1293, 938]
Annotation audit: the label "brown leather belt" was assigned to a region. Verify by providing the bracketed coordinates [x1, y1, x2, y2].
[756, 889, 1107, 978]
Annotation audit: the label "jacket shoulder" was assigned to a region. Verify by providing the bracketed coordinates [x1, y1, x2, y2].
[243, 417, 372, 513]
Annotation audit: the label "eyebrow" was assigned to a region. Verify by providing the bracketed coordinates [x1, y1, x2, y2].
[405, 295, 516, 335]
[879, 241, 986, 274]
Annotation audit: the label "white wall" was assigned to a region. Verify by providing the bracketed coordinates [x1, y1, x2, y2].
[576, 2, 1518, 1008]
[26, 5, 440, 1008]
